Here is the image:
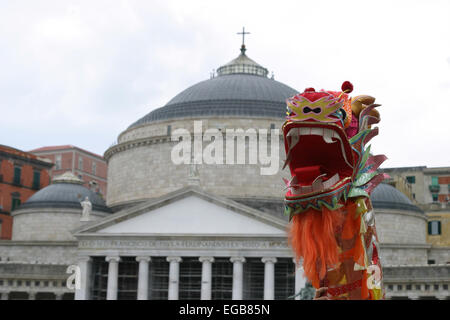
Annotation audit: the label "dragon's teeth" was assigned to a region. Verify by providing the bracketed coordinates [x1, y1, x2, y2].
[311, 127, 322, 136]
[323, 128, 335, 143]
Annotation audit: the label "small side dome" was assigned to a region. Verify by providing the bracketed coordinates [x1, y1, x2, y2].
[20, 172, 111, 213]
[371, 183, 423, 213]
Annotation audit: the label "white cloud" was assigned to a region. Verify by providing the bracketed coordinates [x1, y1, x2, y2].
[0, 0, 449, 168]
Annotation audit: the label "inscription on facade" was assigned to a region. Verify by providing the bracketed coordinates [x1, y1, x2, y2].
[78, 239, 288, 250]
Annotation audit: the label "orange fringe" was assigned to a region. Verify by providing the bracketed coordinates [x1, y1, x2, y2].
[289, 206, 345, 288]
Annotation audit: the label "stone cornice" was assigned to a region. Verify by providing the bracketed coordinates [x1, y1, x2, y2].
[0, 240, 77, 246]
[374, 208, 428, 220]
[11, 207, 108, 218]
[105, 129, 284, 162]
[104, 135, 171, 162]
[380, 243, 431, 249]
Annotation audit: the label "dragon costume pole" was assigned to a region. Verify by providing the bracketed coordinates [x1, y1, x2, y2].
[283, 82, 388, 300]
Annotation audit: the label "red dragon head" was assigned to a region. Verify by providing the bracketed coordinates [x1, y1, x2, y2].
[282, 82, 388, 219]
[283, 83, 389, 299]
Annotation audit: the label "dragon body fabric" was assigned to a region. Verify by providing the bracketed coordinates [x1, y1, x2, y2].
[283, 82, 388, 300]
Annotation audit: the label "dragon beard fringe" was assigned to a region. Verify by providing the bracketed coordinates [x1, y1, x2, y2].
[289, 205, 348, 289]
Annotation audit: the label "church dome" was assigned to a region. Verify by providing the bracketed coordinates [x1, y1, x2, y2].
[128, 47, 298, 128]
[371, 183, 423, 213]
[20, 172, 110, 213]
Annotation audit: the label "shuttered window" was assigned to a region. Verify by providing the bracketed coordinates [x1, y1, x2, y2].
[13, 167, 21, 185]
[428, 221, 441, 235]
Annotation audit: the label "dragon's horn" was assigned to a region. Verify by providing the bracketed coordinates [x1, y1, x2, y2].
[351, 95, 376, 116]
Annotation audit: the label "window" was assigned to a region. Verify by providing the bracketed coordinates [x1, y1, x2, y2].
[148, 257, 169, 300]
[428, 221, 441, 235]
[92, 162, 96, 175]
[0, 218, 2, 238]
[431, 176, 439, 185]
[78, 157, 83, 171]
[13, 166, 21, 185]
[179, 257, 202, 300]
[211, 258, 233, 300]
[243, 258, 264, 300]
[428, 260, 436, 265]
[274, 258, 295, 300]
[55, 155, 62, 170]
[406, 176, 415, 184]
[432, 193, 438, 202]
[413, 193, 416, 199]
[32, 170, 41, 189]
[11, 193, 21, 211]
[90, 257, 108, 300]
[167, 125, 172, 136]
[270, 123, 275, 130]
[117, 257, 138, 300]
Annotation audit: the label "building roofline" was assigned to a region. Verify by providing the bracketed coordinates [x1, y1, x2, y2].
[30, 145, 105, 161]
[0, 144, 54, 169]
[381, 165, 450, 172]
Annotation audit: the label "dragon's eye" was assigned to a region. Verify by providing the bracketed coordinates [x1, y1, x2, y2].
[339, 108, 347, 120]
[303, 107, 322, 114]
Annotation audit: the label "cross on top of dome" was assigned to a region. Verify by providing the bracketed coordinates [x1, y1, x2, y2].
[216, 28, 269, 78]
[237, 27, 251, 54]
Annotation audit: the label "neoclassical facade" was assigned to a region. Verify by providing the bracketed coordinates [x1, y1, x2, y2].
[0, 46, 449, 300]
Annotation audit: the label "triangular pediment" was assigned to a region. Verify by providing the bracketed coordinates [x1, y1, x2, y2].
[73, 187, 287, 237]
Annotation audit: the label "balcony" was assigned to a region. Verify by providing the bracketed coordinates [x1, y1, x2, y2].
[429, 184, 440, 193]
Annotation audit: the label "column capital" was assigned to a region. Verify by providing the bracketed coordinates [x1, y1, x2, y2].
[199, 256, 214, 263]
[230, 257, 246, 263]
[167, 256, 182, 263]
[136, 256, 151, 263]
[105, 256, 121, 263]
[262, 257, 277, 264]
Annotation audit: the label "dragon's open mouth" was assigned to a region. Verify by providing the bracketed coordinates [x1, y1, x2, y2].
[283, 121, 354, 198]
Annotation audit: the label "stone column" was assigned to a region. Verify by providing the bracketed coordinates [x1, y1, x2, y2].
[55, 292, 64, 300]
[0, 292, 9, 300]
[75, 256, 92, 300]
[106, 256, 121, 300]
[262, 257, 277, 300]
[293, 259, 306, 300]
[28, 292, 36, 300]
[136, 256, 151, 300]
[199, 257, 214, 300]
[167, 256, 182, 300]
[230, 257, 245, 300]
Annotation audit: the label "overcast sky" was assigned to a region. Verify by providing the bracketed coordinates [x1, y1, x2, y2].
[0, 0, 449, 168]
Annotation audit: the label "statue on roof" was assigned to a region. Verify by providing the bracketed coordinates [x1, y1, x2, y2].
[80, 196, 92, 222]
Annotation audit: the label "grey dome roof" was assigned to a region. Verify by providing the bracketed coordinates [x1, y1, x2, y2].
[20, 178, 111, 213]
[128, 50, 298, 129]
[371, 183, 423, 213]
